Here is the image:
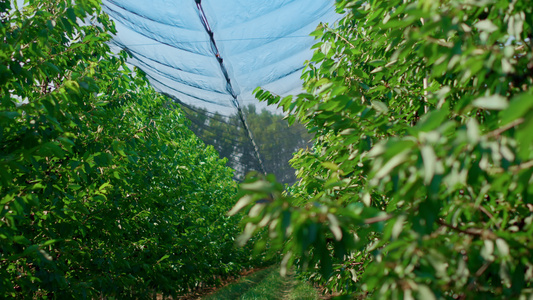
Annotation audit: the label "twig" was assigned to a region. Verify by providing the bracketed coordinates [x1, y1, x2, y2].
[488, 159, 533, 174]
[437, 219, 496, 238]
[511, 160, 533, 171]
[426, 37, 453, 48]
[478, 205, 501, 229]
[478, 205, 493, 219]
[323, 24, 357, 49]
[485, 118, 524, 138]
[474, 261, 491, 277]
[364, 214, 393, 224]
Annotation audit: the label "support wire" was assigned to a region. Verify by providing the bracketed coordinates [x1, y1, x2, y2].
[194, 0, 267, 174]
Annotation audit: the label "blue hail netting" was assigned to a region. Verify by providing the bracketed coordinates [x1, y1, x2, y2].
[101, 0, 339, 180]
[102, 0, 339, 115]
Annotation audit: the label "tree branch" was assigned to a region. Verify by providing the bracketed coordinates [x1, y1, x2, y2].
[437, 219, 496, 239]
[324, 24, 357, 49]
[364, 214, 393, 224]
[485, 118, 524, 139]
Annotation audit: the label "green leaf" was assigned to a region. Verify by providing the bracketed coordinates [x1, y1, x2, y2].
[412, 108, 449, 134]
[472, 95, 508, 110]
[157, 254, 170, 263]
[0, 111, 20, 122]
[40, 239, 62, 247]
[495, 238, 509, 257]
[327, 214, 342, 241]
[321, 161, 339, 171]
[353, 68, 369, 79]
[99, 182, 112, 192]
[475, 20, 498, 32]
[13, 236, 31, 245]
[500, 92, 533, 125]
[374, 150, 410, 180]
[240, 180, 275, 194]
[38, 249, 53, 261]
[228, 195, 254, 216]
[466, 118, 480, 145]
[22, 245, 39, 255]
[421, 145, 437, 185]
[371, 100, 389, 114]
[417, 284, 436, 300]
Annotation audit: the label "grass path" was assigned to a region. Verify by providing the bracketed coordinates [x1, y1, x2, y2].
[202, 266, 319, 300]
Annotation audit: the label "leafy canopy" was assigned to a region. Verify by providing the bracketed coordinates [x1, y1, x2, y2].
[234, 0, 533, 298]
[0, 0, 260, 298]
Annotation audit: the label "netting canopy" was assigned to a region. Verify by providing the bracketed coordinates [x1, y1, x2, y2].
[102, 0, 339, 182]
[102, 0, 338, 115]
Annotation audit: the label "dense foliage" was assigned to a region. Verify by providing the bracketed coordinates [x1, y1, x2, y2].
[0, 1, 259, 298]
[184, 104, 313, 184]
[233, 0, 533, 298]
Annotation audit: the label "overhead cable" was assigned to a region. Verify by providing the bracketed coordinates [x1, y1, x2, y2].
[194, 0, 267, 174]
